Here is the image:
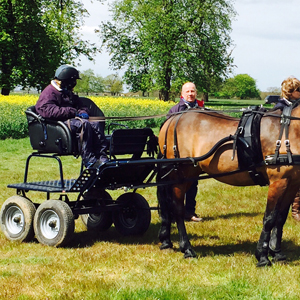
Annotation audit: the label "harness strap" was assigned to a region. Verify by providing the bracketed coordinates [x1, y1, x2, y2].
[173, 112, 185, 158]
[232, 111, 249, 160]
[272, 106, 293, 164]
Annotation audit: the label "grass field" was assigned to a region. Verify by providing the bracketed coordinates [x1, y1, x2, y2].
[1, 98, 300, 299]
[1, 138, 300, 299]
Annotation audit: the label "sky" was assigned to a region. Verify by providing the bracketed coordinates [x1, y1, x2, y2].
[77, 0, 300, 92]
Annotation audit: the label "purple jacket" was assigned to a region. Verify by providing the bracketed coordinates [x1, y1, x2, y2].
[35, 84, 89, 121]
[167, 97, 204, 118]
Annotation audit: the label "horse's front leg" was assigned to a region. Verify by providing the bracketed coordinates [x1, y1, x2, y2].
[255, 214, 276, 267]
[173, 186, 197, 258]
[268, 183, 299, 262]
[255, 179, 288, 267]
[268, 205, 289, 262]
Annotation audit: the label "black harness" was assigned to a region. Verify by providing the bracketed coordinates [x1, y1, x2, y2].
[231, 106, 268, 186]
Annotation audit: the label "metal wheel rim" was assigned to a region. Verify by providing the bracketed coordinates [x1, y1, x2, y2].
[6, 206, 24, 235]
[40, 210, 60, 239]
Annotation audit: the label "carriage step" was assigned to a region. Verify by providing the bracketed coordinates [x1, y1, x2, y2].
[69, 168, 97, 192]
[7, 179, 76, 193]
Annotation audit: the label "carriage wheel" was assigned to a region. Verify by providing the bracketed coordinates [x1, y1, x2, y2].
[34, 200, 74, 247]
[80, 190, 113, 232]
[0, 195, 36, 242]
[112, 193, 151, 236]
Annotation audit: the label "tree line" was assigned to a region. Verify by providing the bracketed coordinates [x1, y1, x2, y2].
[74, 70, 123, 96]
[0, 0, 261, 100]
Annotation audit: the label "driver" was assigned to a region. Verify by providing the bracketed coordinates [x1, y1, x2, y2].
[35, 64, 108, 168]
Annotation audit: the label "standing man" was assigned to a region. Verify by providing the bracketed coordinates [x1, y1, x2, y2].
[168, 82, 204, 222]
[35, 64, 108, 168]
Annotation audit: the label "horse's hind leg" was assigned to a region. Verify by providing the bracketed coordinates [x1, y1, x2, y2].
[157, 183, 196, 258]
[157, 184, 173, 250]
[172, 185, 197, 258]
[176, 217, 197, 258]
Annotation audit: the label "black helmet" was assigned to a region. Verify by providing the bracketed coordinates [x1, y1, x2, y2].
[54, 65, 81, 81]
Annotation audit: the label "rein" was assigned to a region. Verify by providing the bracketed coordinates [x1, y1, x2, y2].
[88, 113, 166, 122]
[86, 105, 300, 123]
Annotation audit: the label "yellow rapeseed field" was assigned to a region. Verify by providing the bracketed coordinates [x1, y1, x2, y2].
[0, 94, 174, 114]
[0, 94, 175, 139]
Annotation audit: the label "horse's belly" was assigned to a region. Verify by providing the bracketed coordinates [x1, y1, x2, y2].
[198, 143, 260, 186]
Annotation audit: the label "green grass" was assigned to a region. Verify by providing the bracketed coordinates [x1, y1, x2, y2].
[1, 138, 300, 299]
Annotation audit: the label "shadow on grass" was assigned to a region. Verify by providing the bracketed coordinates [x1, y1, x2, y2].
[68, 221, 162, 249]
[66, 217, 300, 264]
[68, 211, 261, 249]
[204, 211, 262, 221]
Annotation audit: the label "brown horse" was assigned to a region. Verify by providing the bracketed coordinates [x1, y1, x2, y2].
[157, 106, 300, 267]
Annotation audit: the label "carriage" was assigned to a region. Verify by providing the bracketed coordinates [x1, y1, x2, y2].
[0, 98, 164, 247]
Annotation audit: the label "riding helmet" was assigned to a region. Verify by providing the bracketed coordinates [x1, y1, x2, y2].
[54, 65, 81, 81]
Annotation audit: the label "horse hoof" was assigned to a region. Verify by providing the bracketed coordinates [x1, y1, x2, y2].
[268, 249, 287, 262]
[184, 248, 197, 259]
[256, 256, 272, 267]
[272, 252, 287, 263]
[160, 241, 173, 250]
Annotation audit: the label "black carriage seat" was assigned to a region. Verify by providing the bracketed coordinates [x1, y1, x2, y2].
[25, 97, 105, 155]
[109, 128, 154, 160]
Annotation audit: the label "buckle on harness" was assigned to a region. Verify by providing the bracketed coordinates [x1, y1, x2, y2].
[284, 139, 290, 147]
[276, 140, 281, 147]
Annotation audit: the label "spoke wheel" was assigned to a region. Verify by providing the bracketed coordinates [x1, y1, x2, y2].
[113, 193, 151, 236]
[0, 196, 36, 242]
[80, 189, 113, 231]
[34, 200, 74, 247]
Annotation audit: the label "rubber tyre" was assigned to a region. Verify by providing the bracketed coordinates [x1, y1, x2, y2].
[80, 190, 113, 231]
[0, 195, 36, 242]
[112, 193, 151, 236]
[34, 200, 74, 247]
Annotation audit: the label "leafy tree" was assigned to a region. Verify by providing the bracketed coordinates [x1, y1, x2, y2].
[74, 69, 105, 95]
[91, 74, 106, 94]
[104, 74, 123, 95]
[217, 74, 261, 99]
[100, 0, 236, 101]
[0, 0, 98, 95]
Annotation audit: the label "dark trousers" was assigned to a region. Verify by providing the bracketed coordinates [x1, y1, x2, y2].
[185, 180, 198, 217]
[65, 118, 108, 167]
